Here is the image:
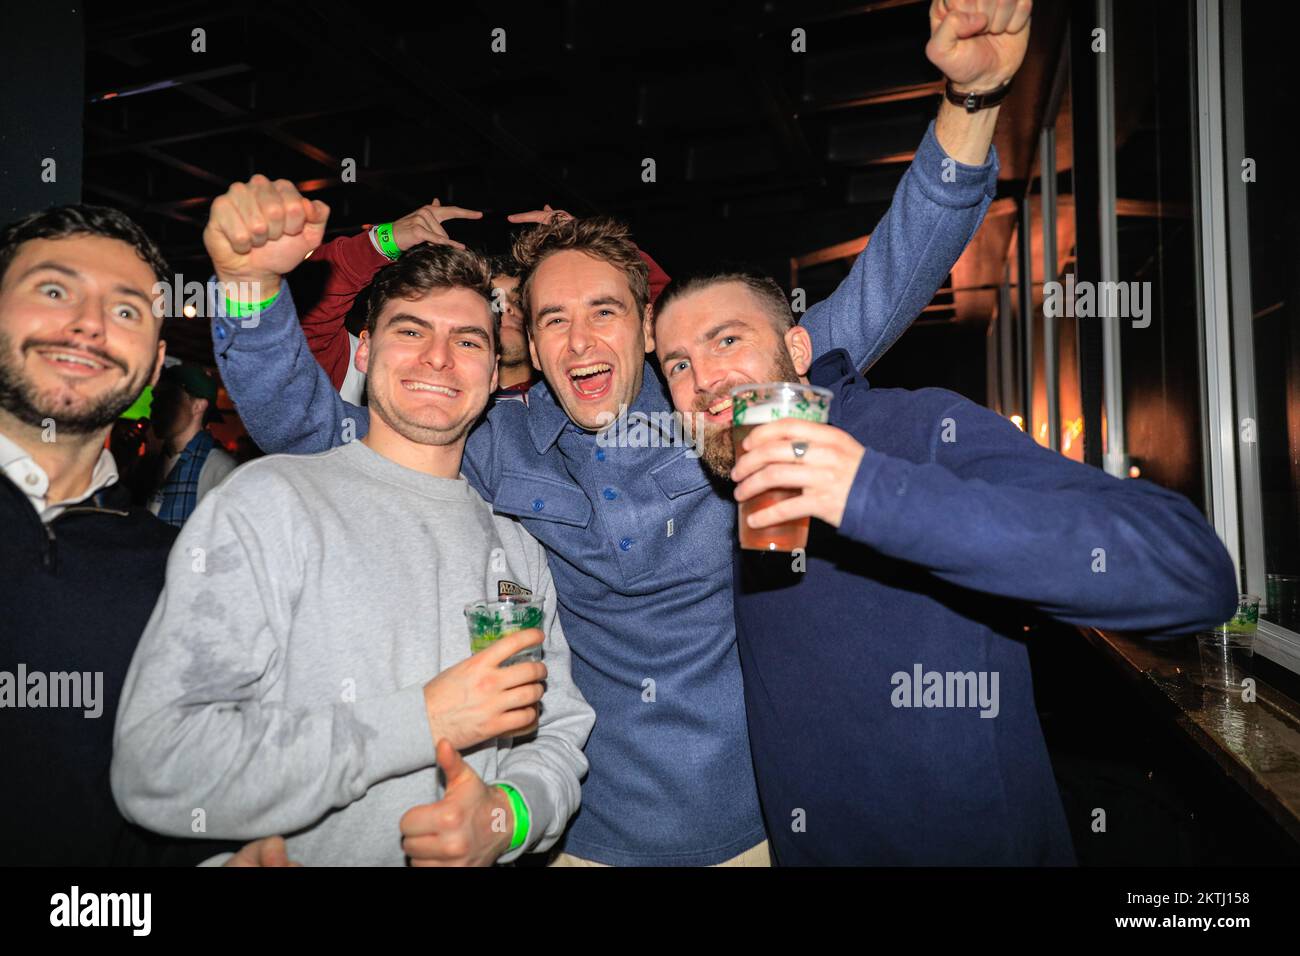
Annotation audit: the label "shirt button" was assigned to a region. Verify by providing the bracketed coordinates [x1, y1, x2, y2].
[532, 498, 544, 512]
[619, 537, 633, 551]
[602, 488, 617, 500]
[25, 473, 39, 486]
[595, 448, 606, 461]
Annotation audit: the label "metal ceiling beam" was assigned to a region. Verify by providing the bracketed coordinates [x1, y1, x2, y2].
[149, 160, 472, 214]
[83, 182, 201, 225]
[86, 97, 388, 156]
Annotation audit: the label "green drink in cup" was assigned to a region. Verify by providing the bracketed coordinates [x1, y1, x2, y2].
[464, 597, 545, 666]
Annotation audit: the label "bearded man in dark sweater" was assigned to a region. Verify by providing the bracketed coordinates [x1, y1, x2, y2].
[0, 204, 279, 866]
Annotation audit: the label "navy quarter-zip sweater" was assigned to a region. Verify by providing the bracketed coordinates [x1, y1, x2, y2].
[0, 472, 238, 865]
[734, 351, 1239, 866]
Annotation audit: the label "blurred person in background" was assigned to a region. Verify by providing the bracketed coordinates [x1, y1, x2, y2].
[146, 361, 236, 526]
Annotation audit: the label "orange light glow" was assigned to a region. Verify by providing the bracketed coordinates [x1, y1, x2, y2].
[1062, 417, 1083, 453]
[1010, 415, 1024, 431]
[1128, 465, 1141, 479]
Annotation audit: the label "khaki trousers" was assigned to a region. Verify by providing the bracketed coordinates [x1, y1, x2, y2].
[549, 840, 771, 867]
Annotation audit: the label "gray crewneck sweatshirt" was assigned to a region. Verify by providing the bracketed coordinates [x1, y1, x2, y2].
[111, 439, 594, 865]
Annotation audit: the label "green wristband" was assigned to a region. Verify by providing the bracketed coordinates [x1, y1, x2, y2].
[375, 222, 401, 259]
[494, 782, 529, 853]
[222, 288, 281, 317]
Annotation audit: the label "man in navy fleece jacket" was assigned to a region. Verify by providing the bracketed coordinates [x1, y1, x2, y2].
[651, 272, 1238, 866]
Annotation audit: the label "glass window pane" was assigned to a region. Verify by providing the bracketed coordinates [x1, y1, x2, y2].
[1113, 0, 1205, 509]
[1240, 9, 1300, 630]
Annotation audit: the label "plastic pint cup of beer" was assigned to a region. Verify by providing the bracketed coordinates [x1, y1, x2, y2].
[464, 597, 545, 666]
[729, 381, 833, 552]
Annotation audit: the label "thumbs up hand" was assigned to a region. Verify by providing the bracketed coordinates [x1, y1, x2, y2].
[399, 739, 517, 867]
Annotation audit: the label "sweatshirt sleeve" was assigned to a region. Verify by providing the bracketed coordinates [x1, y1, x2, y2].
[836, 394, 1239, 637]
[300, 231, 390, 390]
[110, 475, 435, 841]
[210, 279, 370, 454]
[490, 549, 594, 862]
[801, 120, 998, 371]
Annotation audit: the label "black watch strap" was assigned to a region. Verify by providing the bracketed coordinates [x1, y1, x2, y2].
[944, 78, 1013, 113]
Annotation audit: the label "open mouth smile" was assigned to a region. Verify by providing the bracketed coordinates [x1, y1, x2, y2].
[568, 362, 613, 400]
[34, 348, 114, 376]
[704, 395, 733, 423]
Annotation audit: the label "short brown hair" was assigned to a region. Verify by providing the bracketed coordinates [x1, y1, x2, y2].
[0, 204, 170, 290]
[365, 244, 497, 348]
[653, 271, 794, 334]
[512, 216, 649, 326]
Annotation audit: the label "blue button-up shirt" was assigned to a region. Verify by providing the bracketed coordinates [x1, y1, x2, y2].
[212, 120, 999, 864]
[458, 362, 755, 863]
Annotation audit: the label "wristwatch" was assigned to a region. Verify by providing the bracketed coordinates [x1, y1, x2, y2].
[944, 78, 1013, 113]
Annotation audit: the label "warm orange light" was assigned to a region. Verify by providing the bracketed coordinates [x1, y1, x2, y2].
[1128, 465, 1141, 479]
[1010, 414, 1024, 431]
[182, 303, 198, 318]
[1062, 417, 1083, 453]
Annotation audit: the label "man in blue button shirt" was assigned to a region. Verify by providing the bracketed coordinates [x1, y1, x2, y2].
[648, 269, 1238, 865]
[207, 2, 1034, 865]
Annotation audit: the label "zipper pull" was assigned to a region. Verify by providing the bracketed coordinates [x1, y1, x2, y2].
[42, 522, 57, 572]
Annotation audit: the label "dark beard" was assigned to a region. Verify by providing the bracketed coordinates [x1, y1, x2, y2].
[694, 346, 802, 479]
[0, 330, 145, 435]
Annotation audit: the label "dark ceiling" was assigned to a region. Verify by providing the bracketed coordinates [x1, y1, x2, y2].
[82, 0, 1070, 376]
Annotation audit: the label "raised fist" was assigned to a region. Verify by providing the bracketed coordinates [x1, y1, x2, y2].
[203, 174, 330, 290]
[927, 0, 1032, 93]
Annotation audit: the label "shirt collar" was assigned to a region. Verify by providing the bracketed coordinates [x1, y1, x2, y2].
[177, 428, 215, 462]
[808, 348, 859, 389]
[0, 430, 30, 473]
[526, 359, 673, 454]
[0, 428, 119, 519]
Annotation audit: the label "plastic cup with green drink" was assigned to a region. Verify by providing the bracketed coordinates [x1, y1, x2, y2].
[464, 597, 545, 666]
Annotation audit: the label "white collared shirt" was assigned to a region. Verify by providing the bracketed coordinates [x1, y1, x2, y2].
[0, 429, 120, 523]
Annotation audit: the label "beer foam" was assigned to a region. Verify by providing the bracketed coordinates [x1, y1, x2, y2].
[731, 391, 830, 425]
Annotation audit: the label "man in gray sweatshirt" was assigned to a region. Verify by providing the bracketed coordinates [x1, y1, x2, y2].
[111, 204, 594, 866]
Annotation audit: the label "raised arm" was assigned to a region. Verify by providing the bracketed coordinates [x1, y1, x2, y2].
[801, 0, 1032, 369]
[300, 231, 388, 390]
[205, 175, 369, 453]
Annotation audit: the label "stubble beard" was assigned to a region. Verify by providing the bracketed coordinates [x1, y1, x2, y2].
[0, 329, 146, 435]
[692, 346, 801, 479]
[499, 337, 530, 370]
[366, 380, 478, 448]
